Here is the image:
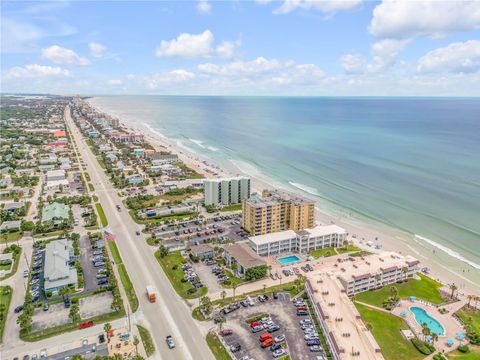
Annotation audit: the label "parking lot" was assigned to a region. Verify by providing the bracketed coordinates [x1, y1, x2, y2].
[217, 293, 324, 360]
[79, 234, 106, 293]
[191, 261, 225, 294]
[154, 213, 245, 248]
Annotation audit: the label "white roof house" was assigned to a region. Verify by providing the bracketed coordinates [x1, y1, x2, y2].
[44, 239, 77, 293]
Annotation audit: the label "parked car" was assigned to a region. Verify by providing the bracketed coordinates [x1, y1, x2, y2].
[267, 324, 280, 333]
[310, 345, 323, 352]
[14, 305, 23, 313]
[274, 334, 285, 343]
[23, 270, 29, 278]
[79, 321, 94, 329]
[270, 343, 282, 352]
[273, 349, 286, 358]
[230, 343, 241, 353]
[219, 329, 233, 336]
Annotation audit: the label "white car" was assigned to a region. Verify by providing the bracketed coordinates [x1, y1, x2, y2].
[305, 334, 319, 340]
[274, 334, 286, 343]
[166, 335, 175, 349]
[23, 270, 29, 278]
[273, 349, 286, 358]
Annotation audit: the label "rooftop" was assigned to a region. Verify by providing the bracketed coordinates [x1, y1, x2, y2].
[224, 243, 266, 269]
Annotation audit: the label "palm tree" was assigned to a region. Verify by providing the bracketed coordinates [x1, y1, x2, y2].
[449, 283, 458, 299]
[133, 335, 140, 355]
[390, 286, 398, 300]
[431, 332, 438, 346]
[220, 290, 227, 302]
[421, 322, 431, 341]
[268, 265, 272, 277]
[104, 322, 112, 342]
[232, 283, 238, 301]
[401, 266, 409, 281]
[374, 274, 381, 288]
[467, 294, 474, 308]
[263, 284, 267, 294]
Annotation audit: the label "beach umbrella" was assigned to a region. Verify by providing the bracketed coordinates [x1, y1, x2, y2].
[456, 332, 465, 340]
[425, 335, 432, 344]
[400, 310, 407, 317]
[410, 296, 417, 302]
[447, 338, 454, 346]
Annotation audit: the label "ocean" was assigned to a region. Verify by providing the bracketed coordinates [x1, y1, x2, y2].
[88, 96, 480, 284]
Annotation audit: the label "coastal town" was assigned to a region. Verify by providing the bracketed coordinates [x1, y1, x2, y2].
[0, 94, 479, 360]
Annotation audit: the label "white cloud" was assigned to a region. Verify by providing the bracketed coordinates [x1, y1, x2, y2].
[156, 30, 239, 58]
[340, 53, 367, 74]
[1, 18, 44, 53]
[369, 39, 409, 71]
[144, 69, 195, 89]
[6, 64, 71, 78]
[89, 42, 107, 58]
[417, 40, 480, 74]
[41, 45, 90, 66]
[370, 0, 480, 39]
[196, 0, 211, 14]
[198, 57, 287, 75]
[107, 79, 123, 86]
[156, 30, 214, 58]
[273, 0, 361, 15]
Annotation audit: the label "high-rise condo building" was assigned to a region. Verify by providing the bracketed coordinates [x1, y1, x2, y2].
[203, 177, 251, 206]
[242, 190, 315, 235]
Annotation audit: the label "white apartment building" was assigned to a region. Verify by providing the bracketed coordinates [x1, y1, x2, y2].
[203, 176, 251, 206]
[249, 224, 347, 256]
[336, 252, 420, 296]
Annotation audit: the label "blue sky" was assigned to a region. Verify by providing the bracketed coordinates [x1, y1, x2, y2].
[2, 0, 480, 95]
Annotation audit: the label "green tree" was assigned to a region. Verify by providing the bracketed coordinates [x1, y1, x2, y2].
[200, 296, 212, 315]
[449, 283, 458, 299]
[220, 290, 227, 302]
[104, 322, 112, 341]
[133, 335, 140, 355]
[245, 265, 267, 281]
[421, 322, 431, 341]
[158, 245, 169, 258]
[69, 302, 80, 323]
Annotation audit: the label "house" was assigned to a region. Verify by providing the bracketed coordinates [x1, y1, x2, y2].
[190, 244, 215, 260]
[4, 202, 25, 214]
[0, 220, 22, 232]
[42, 202, 70, 226]
[126, 174, 144, 185]
[223, 243, 266, 278]
[46, 169, 66, 182]
[44, 239, 77, 294]
[53, 130, 66, 138]
[105, 153, 118, 163]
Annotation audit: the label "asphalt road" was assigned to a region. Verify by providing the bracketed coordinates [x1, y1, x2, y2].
[65, 106, 214, 360]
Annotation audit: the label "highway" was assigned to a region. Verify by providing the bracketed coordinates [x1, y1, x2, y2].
[64, 106, 214, 360]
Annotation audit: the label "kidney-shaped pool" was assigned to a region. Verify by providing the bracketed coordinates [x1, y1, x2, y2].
[410, 306, 445, 335]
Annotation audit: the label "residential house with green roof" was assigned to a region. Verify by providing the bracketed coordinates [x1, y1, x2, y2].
[41, 202, 70, 227]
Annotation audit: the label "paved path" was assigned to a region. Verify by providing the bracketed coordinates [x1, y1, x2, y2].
[64, 106, 213, 360]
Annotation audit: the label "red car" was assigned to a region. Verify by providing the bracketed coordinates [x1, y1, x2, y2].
[79, 321, 94, 329]
[250, 321, 261, 328]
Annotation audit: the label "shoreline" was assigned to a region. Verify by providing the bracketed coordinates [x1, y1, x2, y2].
[86, 98, 480, 295]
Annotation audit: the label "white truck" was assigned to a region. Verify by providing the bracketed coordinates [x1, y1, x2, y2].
[146, 285, 157, 303]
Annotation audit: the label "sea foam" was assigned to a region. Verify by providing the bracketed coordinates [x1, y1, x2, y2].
[414, 234, 480, 270]
[288, 181, 320, 196]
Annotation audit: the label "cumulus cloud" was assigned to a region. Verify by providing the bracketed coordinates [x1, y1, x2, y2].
[107, 79, 123, 86]
[273, 0, 361, 15]
[41, 45, 90, 66]
[89, 42, 107, 58]
[417, 40, 480, 74]
[370, 39, 409, 71]
[196, 0, 211, 14]
[142, 69, 195, 89]
[156, 30, 238, 58]
[340, 53, 367, 74]
[6, 64, 71, 78]
[370, 0, 480, 39]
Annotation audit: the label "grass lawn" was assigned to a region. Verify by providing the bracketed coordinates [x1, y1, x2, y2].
[33, 230, 64, 239]
[337, 244, 361, 253]
[0, 231, 23, 243]
[220, 203, 242, 212]
[154, 250, 207, 299]
[97, 158, 106, 169]
[222, 269, 246, 288]
[447, 345, 480, 359]
[310, 247, 337, 258]
[0, 247, 22, 281]
[0, 286, 13, 343]
[95, 203, 108, 227]
[355, 302, 423, 360]
[206, 332, 230, 360]
[349, 250, 373, 257]
[137, 325, 155, 357]
[456, 306, 480, 333]
[355, 273, 444, 307]
[107, 240, 138, 312]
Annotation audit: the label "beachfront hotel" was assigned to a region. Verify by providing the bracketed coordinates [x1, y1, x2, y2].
[203, 176, 251, 206]
[242, 190, 315, 235]
[335, 251, 420, 296]
[248, 224, 347, 256]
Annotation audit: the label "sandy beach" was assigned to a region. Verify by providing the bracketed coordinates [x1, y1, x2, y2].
[92, 101, 480, 295]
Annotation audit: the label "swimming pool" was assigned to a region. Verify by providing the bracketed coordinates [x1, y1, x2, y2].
[278, 255, 301, 265]
[410, 306, 445, 335]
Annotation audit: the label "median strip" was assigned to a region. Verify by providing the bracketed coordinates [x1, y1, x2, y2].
[95, 203, 108, 227]
[107, 240, 139, 312]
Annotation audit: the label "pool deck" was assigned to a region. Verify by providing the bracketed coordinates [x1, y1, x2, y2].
[392, 298, 466, 353]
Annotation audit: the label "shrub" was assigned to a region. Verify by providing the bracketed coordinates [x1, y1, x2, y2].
[411, 338, 435, 355]
[457, 344, 470, 353]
